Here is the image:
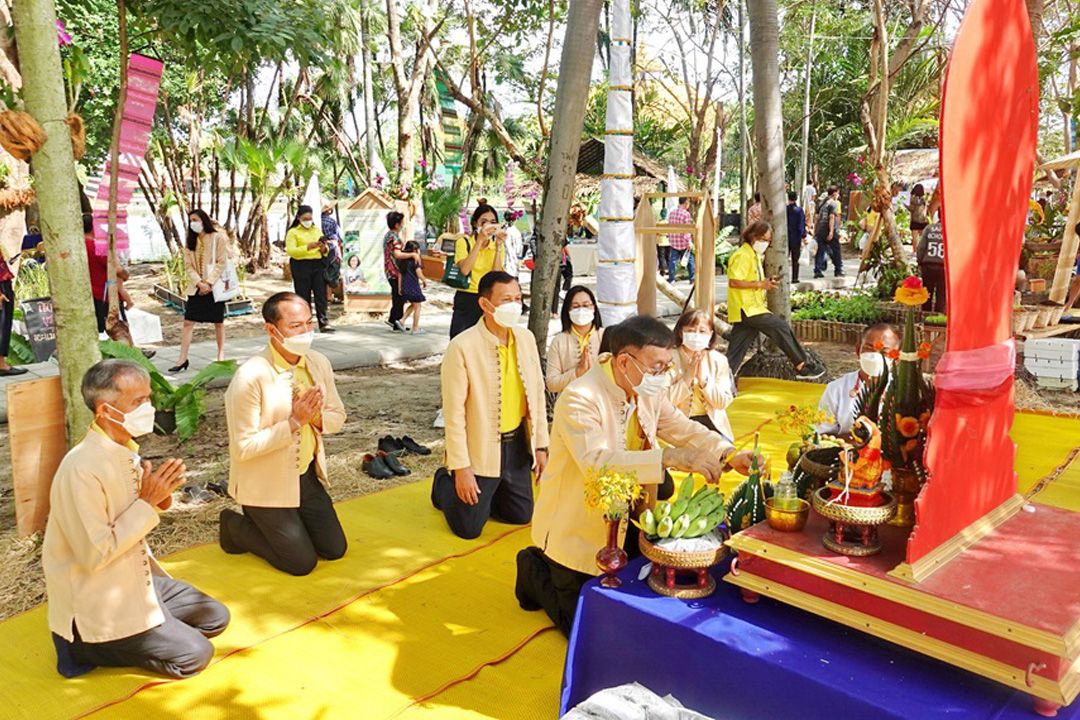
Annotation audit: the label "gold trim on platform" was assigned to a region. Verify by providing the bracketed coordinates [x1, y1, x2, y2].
[726, 530, 1071, 656]
[725, 571, 1077, 706]
[888, 494, 1025, 583]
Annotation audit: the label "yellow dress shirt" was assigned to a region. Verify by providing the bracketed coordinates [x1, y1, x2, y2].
[499, 330, 527, 433]
[573, 327, 593, 355]
[286, 224, 325, 261]
[271, 346, 318, 475]
[601, 359, 644, 450]
[455, 235, 500, 294]
[726, 243, 769, 323]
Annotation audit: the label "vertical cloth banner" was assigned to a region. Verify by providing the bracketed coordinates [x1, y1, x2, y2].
[596, 0, 636, 326]
[91, 54, 166, 255]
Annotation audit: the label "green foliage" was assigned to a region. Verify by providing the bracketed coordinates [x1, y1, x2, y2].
[924, 314, 947, 326]
[13, 261, 50, 300]
[7, 333, 37, 366]
[159, 251, 188, 294]
[422, 187, 465, 237]
[791, 291, 885, 325]
[99, 340, 237, 440]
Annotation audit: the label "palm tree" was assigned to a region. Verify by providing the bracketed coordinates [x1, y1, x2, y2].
[528, 0, 605, 353]
[11, 0, 101, 440]
[747, 0, 790, 316]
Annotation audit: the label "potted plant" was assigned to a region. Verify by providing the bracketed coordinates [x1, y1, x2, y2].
[100, 340, 237, 440]
[585, 465, 643, 588]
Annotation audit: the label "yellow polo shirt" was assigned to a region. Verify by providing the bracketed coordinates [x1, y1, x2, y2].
[602, 359, 644, 450]
[286, 224, 324, 261]
[726, 243, 769, 323]
[455, 235, 500, 294]
[498, 330, 527, 433]
[271, 346, 318, 475]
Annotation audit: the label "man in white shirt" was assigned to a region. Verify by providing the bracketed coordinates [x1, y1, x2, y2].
[817, 323, 900, 437]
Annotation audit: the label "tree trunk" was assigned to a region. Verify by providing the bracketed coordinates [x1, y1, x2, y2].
[747, 0, 789, 317]
[12, 0, 101, 441]
[527, 0, 604, 357]
[737, 0, 747, 224]
[797, 7, 816, 205]
[361, 6, 379, 177]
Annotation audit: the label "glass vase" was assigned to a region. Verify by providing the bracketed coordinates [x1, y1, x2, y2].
[595, 516, 628, 588]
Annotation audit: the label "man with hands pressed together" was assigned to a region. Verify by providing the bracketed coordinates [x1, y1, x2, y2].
[516, 315, 758, 636]
[220, 292, 347, 575]
[43, 360, 230, 679]
[435, 271, 549, 539]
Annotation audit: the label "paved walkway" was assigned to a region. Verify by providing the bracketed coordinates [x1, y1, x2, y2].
[0, 264, 858, 423]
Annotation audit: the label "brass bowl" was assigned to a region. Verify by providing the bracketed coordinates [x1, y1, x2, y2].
[764, 497, 810, 532]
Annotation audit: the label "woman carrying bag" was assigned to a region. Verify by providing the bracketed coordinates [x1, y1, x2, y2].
[170, 209, 229, 373]
[446, 201, 505, 339]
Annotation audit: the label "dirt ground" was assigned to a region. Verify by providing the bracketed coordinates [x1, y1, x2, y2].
[0, 336, 1077, 621]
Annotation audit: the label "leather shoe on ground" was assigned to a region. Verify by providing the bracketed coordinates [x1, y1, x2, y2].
[0, 366, 28, 376]
[379, 450, 411, 476]
[319, 324, 337, 334]
[362, 453, 395, 479]
[378, 435, 405, 456]
[400, 436, 432, 456]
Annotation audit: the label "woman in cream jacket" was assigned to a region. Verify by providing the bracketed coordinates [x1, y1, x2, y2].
[668, 309, 735, 442]
[546, 286, 604, 395]
[170, 209, 229, 372]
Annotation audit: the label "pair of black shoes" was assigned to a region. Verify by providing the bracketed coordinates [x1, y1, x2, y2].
[362, 450, 411, 479]
[378, 435, 432, 457]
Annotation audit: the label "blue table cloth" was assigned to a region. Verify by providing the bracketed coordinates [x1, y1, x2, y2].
[561, 557, 1079, 720]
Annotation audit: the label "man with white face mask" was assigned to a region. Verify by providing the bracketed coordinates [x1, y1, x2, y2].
[817, 323, 900, 437]
[43, 360, 230, 679]
[435, 271, 549, 539]
[517, 315, 758, 636]
[220, 292, 347, 575]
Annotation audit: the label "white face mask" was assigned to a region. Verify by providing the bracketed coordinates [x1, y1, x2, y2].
[753, 241, 769, 255]
[569, 307, 595, 327]
[683, 331, 711, 353]
[105, 401, 156, 437]
[492, 301, 522, 328]
[625, 355, 671, 398]
[189, 221, 204, 235]
[859, 351, 886, 378]
[275, 328, 314, 356]
[300, 219, 314, 229]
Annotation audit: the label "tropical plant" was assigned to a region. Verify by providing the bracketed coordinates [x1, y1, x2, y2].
[100, 340, 237, 441]
[422, 186, 465, 237]
[790, 290, 885, 325]
[13, 260, 51, 300]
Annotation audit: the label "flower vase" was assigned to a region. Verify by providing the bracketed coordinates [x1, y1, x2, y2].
[595, 517, 628, 588]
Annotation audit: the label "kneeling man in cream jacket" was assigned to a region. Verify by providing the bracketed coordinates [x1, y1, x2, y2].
[516, 315, 756, 636]
[220, 292, 347, 575]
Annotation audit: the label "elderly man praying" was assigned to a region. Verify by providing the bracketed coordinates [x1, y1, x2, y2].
[43, 360, 230, 679]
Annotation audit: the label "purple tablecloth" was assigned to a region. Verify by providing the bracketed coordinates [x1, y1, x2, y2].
[561, 557, 1078, 720]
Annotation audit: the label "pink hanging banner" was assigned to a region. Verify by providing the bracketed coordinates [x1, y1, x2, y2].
[92, 53, 165, 256]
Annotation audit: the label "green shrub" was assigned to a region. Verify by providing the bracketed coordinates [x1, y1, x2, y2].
[791, 291, 885, 325]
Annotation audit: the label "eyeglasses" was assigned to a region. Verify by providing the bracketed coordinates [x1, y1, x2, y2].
[625, 353, 673, 377]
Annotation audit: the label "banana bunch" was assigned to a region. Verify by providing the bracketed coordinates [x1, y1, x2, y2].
[635, 476, 726, 540]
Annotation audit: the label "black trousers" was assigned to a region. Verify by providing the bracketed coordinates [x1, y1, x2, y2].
[68, 575, 230, 679]
[726, 311, 807, 376]
[433, 425, 533, 540]
[450, 290, 483, 339]
[920, 264, 947, 313]
[291, 258, 329, 326]
[223, 464, 347, 576]
[93, 298, 129, 334]
[789, 245, 802, 282]
[657, 245, 671, 275]
[549, 258, 575, 314]
[0, 279, 12, 356]
[814, 236, 843, 276]
[515, 546, 592, 637]
[387, 274, 406, 325]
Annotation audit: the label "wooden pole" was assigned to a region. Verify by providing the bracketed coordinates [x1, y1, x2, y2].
[636, 196, 657, 316]
[695, 192, 716, 315]
[1049, 172, 1080, 303]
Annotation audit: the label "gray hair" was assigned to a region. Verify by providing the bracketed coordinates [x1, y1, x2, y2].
[81, 360, 151, 412]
